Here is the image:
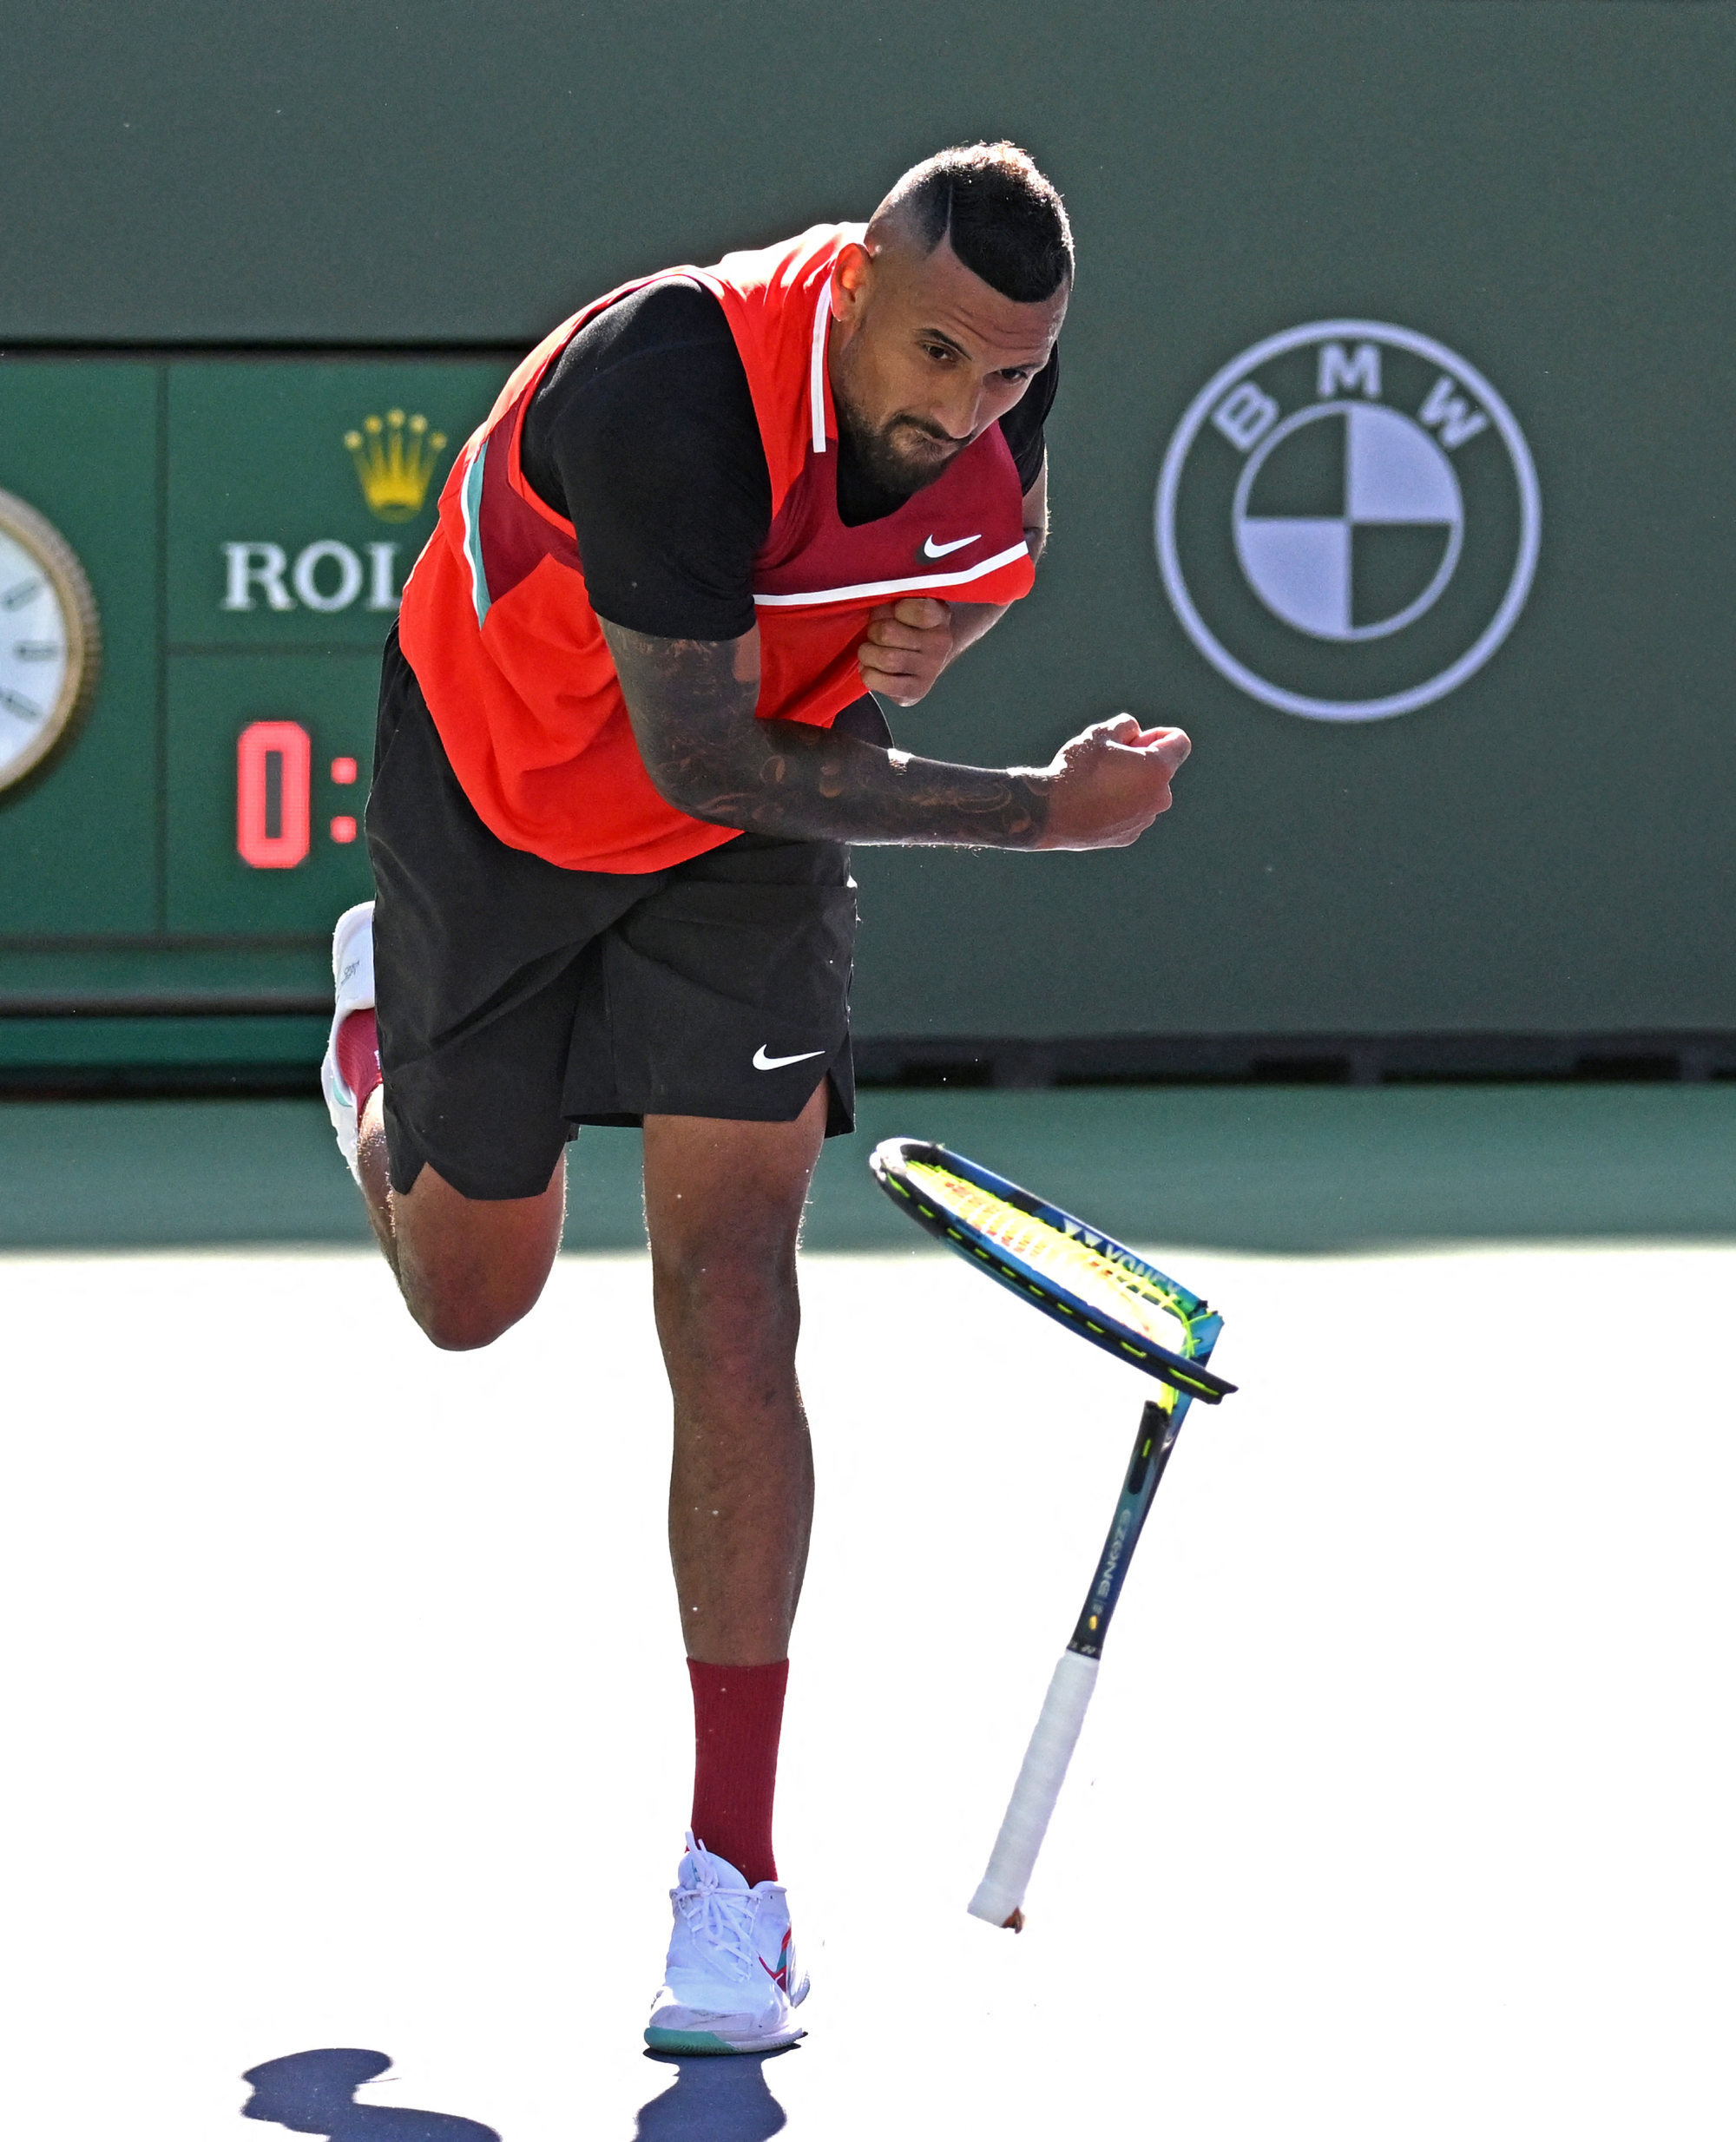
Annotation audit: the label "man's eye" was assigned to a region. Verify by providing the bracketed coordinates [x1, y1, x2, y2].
[922, 344, 957, 364]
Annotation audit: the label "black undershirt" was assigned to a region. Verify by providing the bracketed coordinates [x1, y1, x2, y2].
[519, 279, 1058, 644]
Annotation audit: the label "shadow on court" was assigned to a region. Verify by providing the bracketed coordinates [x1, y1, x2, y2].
[236, 2040, 793, 2142]
[633, 2049, 791, 2139]
[1, 1082, 1733, 1253]
[240, 2049, 499, 2142]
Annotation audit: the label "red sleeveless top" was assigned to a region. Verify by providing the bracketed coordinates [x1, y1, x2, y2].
[398, 224, 1037, 872]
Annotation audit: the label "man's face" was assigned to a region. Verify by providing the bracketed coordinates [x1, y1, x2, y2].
[827, 232, 1068, 499]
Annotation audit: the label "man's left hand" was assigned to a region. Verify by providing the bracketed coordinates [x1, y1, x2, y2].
[858, 597, 954, 706]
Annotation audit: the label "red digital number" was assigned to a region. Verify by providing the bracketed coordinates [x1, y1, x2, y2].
[236, 720, 312, 869]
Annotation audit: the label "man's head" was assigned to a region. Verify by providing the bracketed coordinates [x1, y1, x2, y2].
[829, 142, 1072, 500]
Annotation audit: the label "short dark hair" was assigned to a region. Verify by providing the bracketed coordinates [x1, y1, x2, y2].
[878, 142, 1073, 304]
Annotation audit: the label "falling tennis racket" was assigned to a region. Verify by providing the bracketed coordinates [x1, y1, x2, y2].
[869, 1137, 1235, 1928]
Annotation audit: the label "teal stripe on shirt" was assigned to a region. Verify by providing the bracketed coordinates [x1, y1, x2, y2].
[459, 440, 490, 626]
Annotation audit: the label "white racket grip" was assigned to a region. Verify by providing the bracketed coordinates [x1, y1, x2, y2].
[968, 1650, 1100, 1925]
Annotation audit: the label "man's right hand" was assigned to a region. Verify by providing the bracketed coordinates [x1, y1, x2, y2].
[1023, 716, 1193, 851]
[604, 614, 1193, 853]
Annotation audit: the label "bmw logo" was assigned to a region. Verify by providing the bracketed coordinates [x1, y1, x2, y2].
[1155, 321, 1541, 721]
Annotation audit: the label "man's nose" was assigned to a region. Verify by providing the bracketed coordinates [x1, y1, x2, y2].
[927, 380, 983, 443]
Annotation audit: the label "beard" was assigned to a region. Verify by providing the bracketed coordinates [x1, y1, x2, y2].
[832, 387, 964, 503]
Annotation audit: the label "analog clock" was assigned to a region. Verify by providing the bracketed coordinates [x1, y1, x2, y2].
[0, 489, 101, 797]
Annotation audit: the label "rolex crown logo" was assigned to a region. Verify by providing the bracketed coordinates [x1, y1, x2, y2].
[343, 409, 450, 522]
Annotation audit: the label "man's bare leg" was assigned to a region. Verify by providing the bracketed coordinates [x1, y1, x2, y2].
[643, 1082, 829, 1667]
[350, 1071, 823, 1911]
[353, 1087, 567, 1352]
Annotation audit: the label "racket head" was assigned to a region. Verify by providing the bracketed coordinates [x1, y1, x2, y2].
[869, 1137, 1234, 1403]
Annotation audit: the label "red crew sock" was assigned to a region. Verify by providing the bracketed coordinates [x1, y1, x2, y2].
[335, 1009, 382, 1120]
[687, 1658, 789, 1888]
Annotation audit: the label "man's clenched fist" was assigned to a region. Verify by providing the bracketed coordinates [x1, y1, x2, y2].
[1025, 715, 1192, 851]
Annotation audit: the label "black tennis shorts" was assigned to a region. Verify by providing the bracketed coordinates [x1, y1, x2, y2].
[365, 627, 858, 1201]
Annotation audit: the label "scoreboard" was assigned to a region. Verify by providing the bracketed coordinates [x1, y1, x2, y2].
[0, 357, 505, 1075]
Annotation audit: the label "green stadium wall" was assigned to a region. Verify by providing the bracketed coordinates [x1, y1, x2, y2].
[1, 1, 1730, 1080]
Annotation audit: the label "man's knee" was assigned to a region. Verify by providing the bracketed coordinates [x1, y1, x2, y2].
[650, 1217, 801, 1349]
[390, 1153, 566, 1350]
[652, 1201, 799, 1295]
[404, 1281, 537, 1353]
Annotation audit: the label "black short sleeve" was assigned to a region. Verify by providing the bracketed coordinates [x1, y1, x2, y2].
[519, 280, 773, 641]
[999, 341, 1059, 494]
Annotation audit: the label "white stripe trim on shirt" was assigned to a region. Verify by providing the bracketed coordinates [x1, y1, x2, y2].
[751, 539, 1031, 608]
[809, 278, 832, 454]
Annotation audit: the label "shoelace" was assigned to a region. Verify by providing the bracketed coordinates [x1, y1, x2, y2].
[676, 1843, 766, 1985]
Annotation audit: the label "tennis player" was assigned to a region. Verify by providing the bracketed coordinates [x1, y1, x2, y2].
[319, 141, 1190, 2054]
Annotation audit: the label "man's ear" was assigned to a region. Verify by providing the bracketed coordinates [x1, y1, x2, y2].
[831, 240, 872, 320]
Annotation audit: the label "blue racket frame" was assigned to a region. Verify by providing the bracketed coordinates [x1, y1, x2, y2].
[868, 1139, 1234, 1404]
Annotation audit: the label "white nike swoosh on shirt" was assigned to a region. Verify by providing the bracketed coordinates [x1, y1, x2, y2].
[753, 1046, 826, 1071]
[922, 533, 981, 559]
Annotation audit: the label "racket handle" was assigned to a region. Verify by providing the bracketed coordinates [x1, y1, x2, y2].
[968, 1649, 1100, 1926]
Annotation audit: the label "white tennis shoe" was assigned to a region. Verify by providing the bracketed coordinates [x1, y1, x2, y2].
[645, 1834, 809, 2055]
[319, 901, 377, 1182]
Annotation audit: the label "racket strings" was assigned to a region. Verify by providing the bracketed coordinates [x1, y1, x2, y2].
[906, 1163, 1195, 1352]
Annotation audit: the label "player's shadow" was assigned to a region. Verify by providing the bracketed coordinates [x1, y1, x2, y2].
[240, 2049, 500, 2142]
[633, 2049, 792, 2139]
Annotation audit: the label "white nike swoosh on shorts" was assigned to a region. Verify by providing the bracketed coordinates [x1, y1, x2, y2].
[753, 1046, 826, 1071]
[922, 533, 980, 558]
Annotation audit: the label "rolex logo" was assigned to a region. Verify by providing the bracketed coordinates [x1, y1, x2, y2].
[343, 409, 449, 522]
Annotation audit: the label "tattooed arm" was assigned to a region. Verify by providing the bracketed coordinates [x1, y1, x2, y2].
[599, 610, 1191, 852]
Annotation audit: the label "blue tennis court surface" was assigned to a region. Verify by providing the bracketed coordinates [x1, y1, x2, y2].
[3, 1088, 1733, 2139]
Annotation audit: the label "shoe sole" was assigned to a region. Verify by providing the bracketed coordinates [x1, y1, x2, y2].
[330, 901, 376, 1009]
[644, 2026, 805, 2056]
[321, 902, 377, 1176]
